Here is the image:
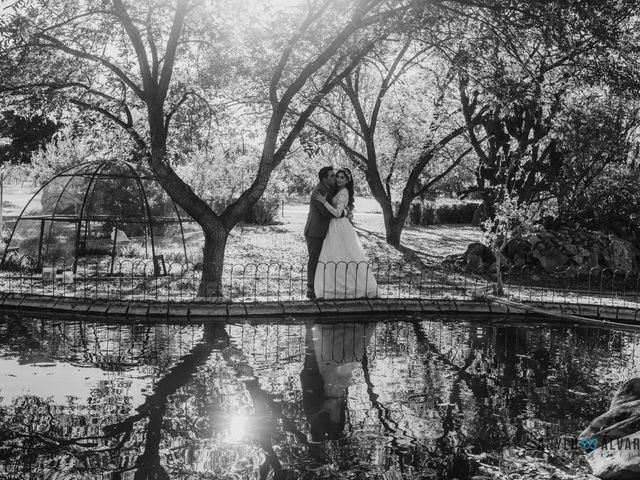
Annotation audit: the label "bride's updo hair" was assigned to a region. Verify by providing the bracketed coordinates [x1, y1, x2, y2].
[336, 167, 354, 210]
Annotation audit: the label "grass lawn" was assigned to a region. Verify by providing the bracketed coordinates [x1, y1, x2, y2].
[223, 195, 481, 269]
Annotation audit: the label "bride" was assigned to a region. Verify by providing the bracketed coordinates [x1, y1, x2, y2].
[312, 167, 377, 299]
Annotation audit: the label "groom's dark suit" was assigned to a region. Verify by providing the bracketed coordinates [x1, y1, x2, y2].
[304, 182, 335, 295]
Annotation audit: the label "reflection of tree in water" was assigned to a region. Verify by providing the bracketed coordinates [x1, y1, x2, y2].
[0, 314, 209, 479]
[2, 315, 640, 479]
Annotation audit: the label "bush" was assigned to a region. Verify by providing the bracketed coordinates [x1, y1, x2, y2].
[210, 196, 280, 225]
[437, 204, 455, 224]
[245, 196, 280, 225]
[409, 202, 422, 226]
[421, 204, 436, 225]
[407, 200, 481, 226]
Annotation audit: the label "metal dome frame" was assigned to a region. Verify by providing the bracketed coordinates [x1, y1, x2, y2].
[2, 160, 190, 274]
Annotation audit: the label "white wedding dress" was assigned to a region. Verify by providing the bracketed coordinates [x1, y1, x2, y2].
[314, 189, 377, 299]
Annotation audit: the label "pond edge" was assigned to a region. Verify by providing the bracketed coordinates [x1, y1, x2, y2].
[0, 292, 639, 328]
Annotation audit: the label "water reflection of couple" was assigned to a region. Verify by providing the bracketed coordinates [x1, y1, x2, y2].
[304, 166, 378, 300]
[301, 322, 373, 441]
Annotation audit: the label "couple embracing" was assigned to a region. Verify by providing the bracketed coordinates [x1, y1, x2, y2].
[304, 166, 377, 300]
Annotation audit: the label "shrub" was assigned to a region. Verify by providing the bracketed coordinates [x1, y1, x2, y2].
[407, 200, 481, 226]
[210, 196, 280, 225]
[421, 204, 436, 225]
[1, 251, 37, 272]
[119, 243, 146, 258]
[409, 202, 422, 225]
[458, 203, 478, 223]
[245, 196, 280, 225]
[437, 204, 455, 224]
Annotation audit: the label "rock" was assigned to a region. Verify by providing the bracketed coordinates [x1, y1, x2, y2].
[581, 399, 640, 443]
[584, 252, 600, 269]
[578, 246, 591, 258]
[602, 238, 636, 272]
[528, 234, 541, 244]
[612, 379, 640, 408]
[499, 252, 513, 269]
[571, 254, 584, 266]
[464, 242, 495, 265]
[513, 254, 527, 267]
[564, 244, 579, 256]
[587, 432, 640, 479]
[466, 254, 483, 273]
[531, 246, 568, 272]
[506, 238, 530, 259]
[581, 378, 640, 479]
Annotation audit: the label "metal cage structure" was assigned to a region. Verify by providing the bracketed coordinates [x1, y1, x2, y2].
[1, 160, 192, 274]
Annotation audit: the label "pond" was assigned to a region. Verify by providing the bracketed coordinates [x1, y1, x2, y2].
[1, 313, 639, 479]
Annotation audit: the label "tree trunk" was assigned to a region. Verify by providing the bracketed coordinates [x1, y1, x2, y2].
[145, 118, 232, 300]
[197, 228, 228, 299]
[383, 205, 410, 247]
[377, 198, 402, 246]
[385, 218, 403, 246]
[364, 169, 407, 247]
[494, 249, 504, 296]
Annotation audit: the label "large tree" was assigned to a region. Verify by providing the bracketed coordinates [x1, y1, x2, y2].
[304, 37, 486, 246]
[0, 0, 415, 296]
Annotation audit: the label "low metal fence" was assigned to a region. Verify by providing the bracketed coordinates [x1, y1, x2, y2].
[0, 255, 639, 309]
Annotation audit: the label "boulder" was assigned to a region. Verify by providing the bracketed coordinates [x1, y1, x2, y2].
[587, 432, 640, 479]
[531, 246, 568, 272]
[578, 246, 591, 258]
[513, 254, 527, 267]
[586, 252, 600, 269]
[464, 242, 495, 265]
[506, 238, 530, 259]
[571, 254, 585, 266]
[602, 238, 636, 272]
[465, 254, 483, 273]
[564, 244, 579, 257]
[581, 379, 640, 479]
[528, 234, 541, 244]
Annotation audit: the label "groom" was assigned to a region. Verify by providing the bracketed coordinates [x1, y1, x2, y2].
[304, 166, 337, 300]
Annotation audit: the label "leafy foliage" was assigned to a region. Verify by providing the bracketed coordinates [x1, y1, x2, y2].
[0, 110, 61, 165]
[482, 191, 548, 293]
[551, 89, 640, 236]
[454, 0, 640, 216]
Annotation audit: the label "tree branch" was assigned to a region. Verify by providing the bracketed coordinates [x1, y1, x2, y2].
[68, 98, 146, 150]
[270, 0, 333, 109]
[370, 39, 411, 132]
[111, 0, 153, 95]
[158, 0, 190, 100]
[35, 33, 145, 99]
